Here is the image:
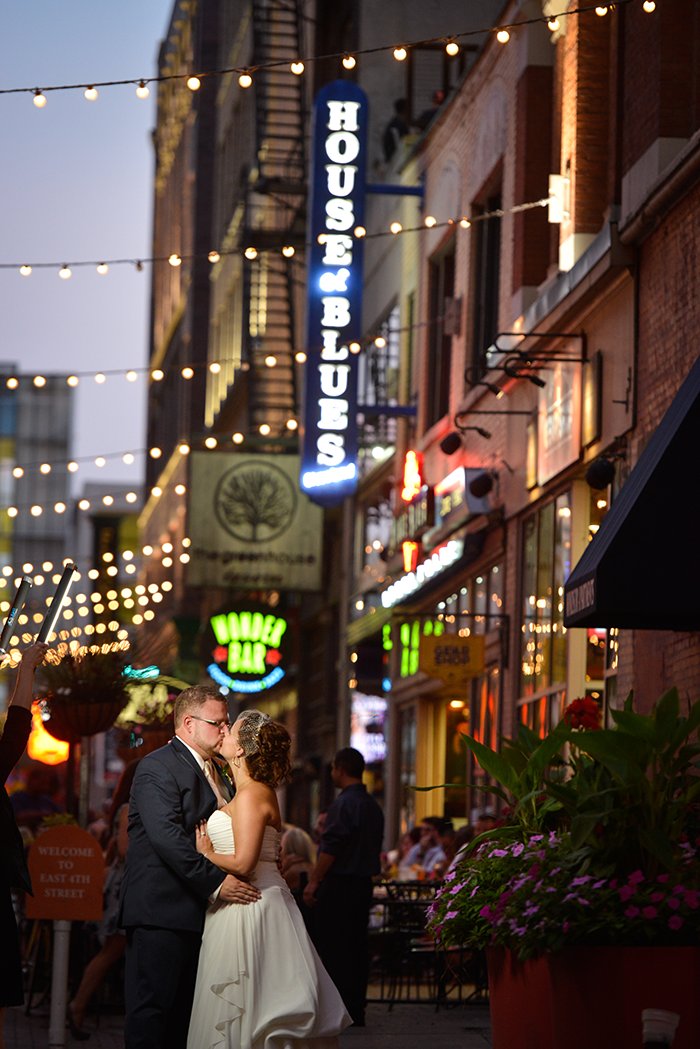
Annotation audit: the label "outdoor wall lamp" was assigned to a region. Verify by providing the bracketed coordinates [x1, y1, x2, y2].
[585, 452, 625, 489]
[439, 424, 491, 455]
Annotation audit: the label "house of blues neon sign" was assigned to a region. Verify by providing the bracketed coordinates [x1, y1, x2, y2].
[301, 80, 368, 506]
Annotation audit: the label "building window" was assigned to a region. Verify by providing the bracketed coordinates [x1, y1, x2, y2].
[426, 240, 455, 429]
[399, 704, 417, 834]
[520, 492, 571, 725]
[358, 306, 400, 472]
[471, 190, 502, 377]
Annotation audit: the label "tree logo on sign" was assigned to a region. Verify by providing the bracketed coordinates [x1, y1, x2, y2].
[214, 462, 297, 542]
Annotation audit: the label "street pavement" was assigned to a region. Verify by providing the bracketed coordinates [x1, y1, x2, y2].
[4, 1001, 492, 1047]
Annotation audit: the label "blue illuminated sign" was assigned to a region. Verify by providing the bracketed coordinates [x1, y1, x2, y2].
[301, 80, 368, 506]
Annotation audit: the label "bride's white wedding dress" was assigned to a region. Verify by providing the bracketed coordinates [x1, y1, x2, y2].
[187, 811, 351, 1049]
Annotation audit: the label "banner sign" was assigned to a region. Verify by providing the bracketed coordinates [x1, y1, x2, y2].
[26, 826, 104, 921]
[301, 80, 368, 506]
[188, 452, 323, 591]
[419, 633, 486, 688]
[203, 601, 296, 694]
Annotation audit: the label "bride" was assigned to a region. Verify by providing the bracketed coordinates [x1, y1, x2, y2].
[187, 709, 351, 1049]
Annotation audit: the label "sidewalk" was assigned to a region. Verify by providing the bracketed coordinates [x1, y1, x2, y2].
[4, 1001, 492, 1048]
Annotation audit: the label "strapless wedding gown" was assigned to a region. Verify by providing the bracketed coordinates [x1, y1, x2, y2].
[186, 813, 351, 1049]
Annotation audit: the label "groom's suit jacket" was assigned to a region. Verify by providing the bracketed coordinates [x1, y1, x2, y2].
[118, 736, 231, 933]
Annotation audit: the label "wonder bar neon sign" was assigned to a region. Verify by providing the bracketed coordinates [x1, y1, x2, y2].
[301, 80, 368, 507]
[208, 611, 288, 693]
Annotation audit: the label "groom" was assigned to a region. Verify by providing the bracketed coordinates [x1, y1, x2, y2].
[119, 685, 260, 1049]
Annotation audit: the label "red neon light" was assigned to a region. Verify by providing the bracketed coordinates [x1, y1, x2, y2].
[402, 450, 423, 502]
[402, 541, 419, 573]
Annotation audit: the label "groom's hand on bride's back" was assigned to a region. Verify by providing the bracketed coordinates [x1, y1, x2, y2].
[218, 875, 261, 904]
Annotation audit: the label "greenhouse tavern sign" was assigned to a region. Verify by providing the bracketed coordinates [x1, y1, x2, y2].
[300, 80, 368, 506]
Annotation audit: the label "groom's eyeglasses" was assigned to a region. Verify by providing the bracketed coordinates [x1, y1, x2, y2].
[189, 716, 231, 728]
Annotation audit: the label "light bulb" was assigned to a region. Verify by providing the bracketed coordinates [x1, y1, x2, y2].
[175, 484, 186, 494]
[95, 457, 106, 467]
[390, 222, 402, 234]
[595, 5, 608, 14]
[12, 467, 23, 478]
[244, 247, 258, 259]
[123, 453, 135, 464]
[54, 502, 66, 513]
[6, 378, 18, 389]
[126, 370, 138, 382]
[209, 362, 221, 373]
[349, 342, 361, 354]
[169, 254, 182, 266]
[59, 266, 71, 279]
[342, 55, 356, 69]
[34, 376, 46, 387]
[424, 215, 436, 227]
[375, 336, 387, 348]
[136, 81, 149, 98]
[286, 419, 298, 430]
[150, 447, 162, 458]
[548, 17, 560, 30]
[151, 487, 162, 497]
[205, 437, 217, 448]
[232, 433, 244, 444]
[7, 507, 17, 518]
[259, 424, 271, 435]
[30, 505, 42, 517]
[182, 367, 194, 379]
[152, 370, 164, 381]
[239, 73, 252, 88]
[446, 41, 459, 56]
[460, 218, 471, 228]
[208, 250, 220, 263]
[85, 87, 98, 100]
[282, 245, 295, 257]
[79, 499, 90, 511]
[295, 351, 307, 363]
[187, 76, 201, 91]
[33, 90, 47, 108]
[95, 373, 106, 383]
[317, 234, 327, 244]
[97, 263, 108, 274]
[496, 29, 510, 42]
[40, 463, 51, 474]
[265, 355, 277, 367]
[354, 226, 366, 238]
[290, 62, 304, 75]
[103, 495, 113, 506]
[20, 265, 32, 276]
[67, 375, 79, 386]
[67, 461, 79, 472]
[393, 48, 407, 61]
[126, 492, 137, 502]
[642, 0, 655, 9]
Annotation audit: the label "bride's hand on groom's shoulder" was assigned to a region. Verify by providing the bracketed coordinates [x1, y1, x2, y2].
[195, 821, 214, 856]
[219, 875, 261, 904]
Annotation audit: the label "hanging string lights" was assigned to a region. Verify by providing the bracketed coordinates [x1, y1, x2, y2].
[0, 1, 652, 108]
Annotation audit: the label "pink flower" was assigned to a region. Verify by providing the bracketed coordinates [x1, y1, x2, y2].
[667, 897, 681, 910]
[684, 890, 699, 910]
[562, 922, 570, 933]
[673, 884, 685, 895]
[642, 906, 657, 920]
[669, 915, 683, 930]
[657, 874, 670, 883]
[628, 870, 645, 884]
[445, 909, 458, 920]
[651, 892, 665, 903]
[479, 905, 491, 919]
[625, 906, 640, 918]
[593, 880, 607, 889]
[619, 884, 636, 901]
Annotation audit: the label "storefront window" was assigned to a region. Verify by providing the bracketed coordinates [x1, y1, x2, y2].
[521, 491, 571, 697]
[444, 698, 470, 820]
[399, 705, 417, 833]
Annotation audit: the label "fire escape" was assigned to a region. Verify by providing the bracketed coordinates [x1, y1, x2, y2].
[244, 0, 307, 436]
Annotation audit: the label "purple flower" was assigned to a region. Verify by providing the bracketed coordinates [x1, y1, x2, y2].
[479, 905, 491, 919]
[642, 906, 657, 920]
[657, 874, 670, 883]
[523, 905, 539, 917]
[619, 884, 636, 901]
[530, 835, 543, 842]
[667, 897, 681, 911]
[628, 870, 645, 884]
[625, 906, 640, 918]
[444, 909, 458, 920]
[684, 890, 699, 910]
[491, 849, 509, 857]
[512, 843, 524, 857]
[469, 885, 479, 898]
[444, 870, 457, 883]
[450, 885, 462, 894]
[562, 921, 570, 933]
[593, 880, 607, 889]
[651, 892, 665, 903]
[571, 876, 592, 887]
[673, 884, 685, 896]
[669, 915, 683, 930]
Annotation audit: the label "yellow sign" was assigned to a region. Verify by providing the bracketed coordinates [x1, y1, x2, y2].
[419, 633, 485, 687]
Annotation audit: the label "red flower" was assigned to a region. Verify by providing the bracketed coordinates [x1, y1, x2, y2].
[563, 696, 601, 731]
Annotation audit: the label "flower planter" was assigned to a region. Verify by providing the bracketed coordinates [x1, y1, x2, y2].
[46, 700, 125, 742]
[486, 948, 553, 1049]
[548, 946, 700, 1049]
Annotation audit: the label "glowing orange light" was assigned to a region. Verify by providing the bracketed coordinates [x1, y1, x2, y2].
[402, 540, 419, 573]
[401, 450, 423, 502]
[27, 703, 70, 765]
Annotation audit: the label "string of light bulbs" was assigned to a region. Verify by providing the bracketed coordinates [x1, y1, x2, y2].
[0, 0, 652, 106]
[1, 197, 550, 276]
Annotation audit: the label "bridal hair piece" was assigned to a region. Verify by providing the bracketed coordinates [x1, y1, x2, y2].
[236, 709, 272, 757]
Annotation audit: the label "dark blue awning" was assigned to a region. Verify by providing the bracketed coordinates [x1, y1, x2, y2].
[564, 353, 700, 629]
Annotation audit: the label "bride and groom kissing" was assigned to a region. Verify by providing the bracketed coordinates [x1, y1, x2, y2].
[118, 686, 350, 1049]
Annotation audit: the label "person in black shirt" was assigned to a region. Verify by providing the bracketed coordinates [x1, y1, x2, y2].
[304, 747, 384, 1026]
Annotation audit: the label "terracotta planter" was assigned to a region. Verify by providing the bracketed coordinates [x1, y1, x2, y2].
[486, 947, 554, 1049]
[548, 946, 700, 1049]
[46, 700, 125, 741]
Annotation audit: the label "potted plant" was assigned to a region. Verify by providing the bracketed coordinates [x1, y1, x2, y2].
[427, 689, 700, 1049]
[38, 648, 131, 741]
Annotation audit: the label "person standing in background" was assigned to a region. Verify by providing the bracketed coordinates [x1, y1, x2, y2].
[0, 643, 49, 1049]
[304, 748, 384, 1027]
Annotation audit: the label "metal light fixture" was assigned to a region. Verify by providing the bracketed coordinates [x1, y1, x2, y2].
[440, 432, 462, 455]
[469, 471, 494, 498]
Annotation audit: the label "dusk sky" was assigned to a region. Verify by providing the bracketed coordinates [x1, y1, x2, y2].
[0, 1, 172, 492]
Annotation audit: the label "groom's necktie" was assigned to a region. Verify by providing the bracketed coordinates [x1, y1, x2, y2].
[204, 760, 228, 809]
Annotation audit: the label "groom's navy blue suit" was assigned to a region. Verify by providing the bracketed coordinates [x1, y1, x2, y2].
[119, 736, 229, 1049]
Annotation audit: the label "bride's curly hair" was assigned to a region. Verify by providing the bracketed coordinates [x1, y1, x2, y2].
[246, 719, 292, 787]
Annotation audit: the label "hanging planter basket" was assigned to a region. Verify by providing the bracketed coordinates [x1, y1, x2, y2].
[37, 649, 130, 741]
[45, 698, 126, 742]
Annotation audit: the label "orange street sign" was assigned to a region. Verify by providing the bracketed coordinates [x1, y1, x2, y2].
[26, 826, 104, 921]
[419, 632, 485, 687]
